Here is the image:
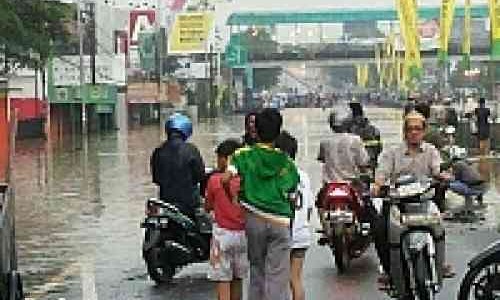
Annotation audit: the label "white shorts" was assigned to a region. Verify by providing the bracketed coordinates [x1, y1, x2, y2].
[207, 225, 249, 281]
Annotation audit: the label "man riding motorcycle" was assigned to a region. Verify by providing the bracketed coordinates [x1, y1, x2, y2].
[341, 101, 382, 170]
[317, 112, 370, 240]
[372, 111, 454, 286]
[150, 113, 205, 219]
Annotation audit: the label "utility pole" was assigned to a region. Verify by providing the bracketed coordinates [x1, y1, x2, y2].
[155, 0, 165, 101]
[77, 0, 87, 134]
[89, 2, 96, 85]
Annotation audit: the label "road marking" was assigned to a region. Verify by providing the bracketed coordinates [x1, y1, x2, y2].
[80, 258, 98, 300]
[25, 262, 80, 299]
[24, 256, 99, 300]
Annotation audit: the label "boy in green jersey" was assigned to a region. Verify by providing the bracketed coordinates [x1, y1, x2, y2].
[226, 108, 299, 300]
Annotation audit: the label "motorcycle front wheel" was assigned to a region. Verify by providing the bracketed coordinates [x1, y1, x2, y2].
[413, 250, 435, 300]
[144, 247, 175, 285]
[458, 260, 500, 300]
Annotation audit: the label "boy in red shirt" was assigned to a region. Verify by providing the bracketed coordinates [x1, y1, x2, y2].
[205, 139, 248, 300]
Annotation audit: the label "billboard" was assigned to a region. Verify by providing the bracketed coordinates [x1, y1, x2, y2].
[168, 12, 214, 54]
[52, 55, 127, 87]
[129, 10, 156, 46]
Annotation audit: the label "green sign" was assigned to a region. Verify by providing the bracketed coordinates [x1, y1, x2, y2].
[49, 84, 117, 104]
[82, 84, 117, 104]
[226, 44, 248, 68]
[225, 33, 249, 68]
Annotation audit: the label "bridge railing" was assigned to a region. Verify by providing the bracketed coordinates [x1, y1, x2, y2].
[248, 47, 490, 62]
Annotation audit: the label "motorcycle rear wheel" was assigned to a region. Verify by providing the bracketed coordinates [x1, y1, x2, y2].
[145, 248, 175, 285]
[333, 234, 350, 273]
[458, 261, 500, 300]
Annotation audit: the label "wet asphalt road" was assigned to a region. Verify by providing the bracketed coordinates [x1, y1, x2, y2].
[12, 107, 500, 300]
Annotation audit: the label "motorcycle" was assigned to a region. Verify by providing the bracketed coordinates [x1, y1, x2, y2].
[458, 240, 500, 300]
[319, 175, 372, 273]
[141, 198, 212, 284]
[440, 125, 486, 221]
[379, 175, 445, 300]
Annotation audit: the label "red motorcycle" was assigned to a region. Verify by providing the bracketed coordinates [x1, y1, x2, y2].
[319, 179, 372, 273]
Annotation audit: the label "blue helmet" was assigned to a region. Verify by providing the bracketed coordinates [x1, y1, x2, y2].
[165, 113, 193, 141]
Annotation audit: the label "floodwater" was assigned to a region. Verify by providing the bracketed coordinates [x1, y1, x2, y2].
[11, 107, 500, 299]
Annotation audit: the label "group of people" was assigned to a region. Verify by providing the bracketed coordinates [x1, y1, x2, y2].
[150, 100, 484, 299]
[152, 109, 313, 300]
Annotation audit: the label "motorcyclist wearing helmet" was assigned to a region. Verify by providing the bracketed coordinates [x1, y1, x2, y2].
[316, 112, 369, 241]
[150, 113, 205, 218]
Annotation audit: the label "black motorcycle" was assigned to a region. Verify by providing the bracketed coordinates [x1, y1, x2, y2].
[141, 198, 212, 284]
[458, 240, 500, 300]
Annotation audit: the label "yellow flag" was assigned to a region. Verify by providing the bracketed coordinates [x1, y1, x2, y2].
[490, 0, 500, 40]
[397, 0, 421, 82]
[463, 0, 471, 56]
[440, 0, 456, 54]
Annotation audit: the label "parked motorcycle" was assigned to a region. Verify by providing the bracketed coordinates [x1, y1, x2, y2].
[319, 175, 372, 273]
[379, 175, 445, 300]
[458, 240, 500, 300]
[440, 125, 486, 220]
[141, 198, 212, 284]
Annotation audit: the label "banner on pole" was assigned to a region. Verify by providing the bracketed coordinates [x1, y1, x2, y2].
[439, 0, 456, 55]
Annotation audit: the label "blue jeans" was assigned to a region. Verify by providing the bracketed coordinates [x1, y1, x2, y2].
[448, 181, 483, 197]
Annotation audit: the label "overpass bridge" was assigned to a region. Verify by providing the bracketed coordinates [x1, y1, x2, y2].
[225, 5, 491, 90]
[246, 46, 490, 68]
[227, 5, 488, 26]
[248, 55, 490, 69]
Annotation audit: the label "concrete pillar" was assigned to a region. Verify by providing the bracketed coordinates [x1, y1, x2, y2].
[115, 93, 128, 131]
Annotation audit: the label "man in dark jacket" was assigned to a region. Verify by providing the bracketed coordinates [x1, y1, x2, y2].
[476, 98, 491, 155]
[151, 113, 205, 218]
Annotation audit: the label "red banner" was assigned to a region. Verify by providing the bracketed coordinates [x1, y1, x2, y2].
[129, 10, 156, 46]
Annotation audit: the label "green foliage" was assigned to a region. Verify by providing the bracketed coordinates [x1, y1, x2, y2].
[0, 0, 72, 70]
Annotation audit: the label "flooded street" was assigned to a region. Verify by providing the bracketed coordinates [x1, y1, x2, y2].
[12, 107, 500, 299]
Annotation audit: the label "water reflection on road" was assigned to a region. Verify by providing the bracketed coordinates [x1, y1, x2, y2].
[11, 107, 500, 299]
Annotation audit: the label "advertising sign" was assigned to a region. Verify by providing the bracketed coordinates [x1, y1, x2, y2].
[168, 12, 214, 54]
[129, 10, 156, 46]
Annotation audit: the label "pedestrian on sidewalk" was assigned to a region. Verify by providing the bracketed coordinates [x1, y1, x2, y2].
[205, 139, 248, 300]
[475, 97, 491, 155]
[224, 108, 300, 300]
[274, 131, 313, 300]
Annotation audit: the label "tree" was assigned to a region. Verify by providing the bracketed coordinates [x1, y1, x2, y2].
[0, 0, 72, 72]
[242, 28, 281, 91]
